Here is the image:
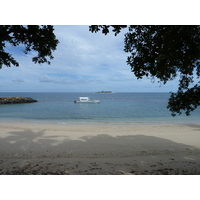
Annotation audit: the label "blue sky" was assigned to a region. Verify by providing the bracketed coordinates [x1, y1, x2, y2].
[0, 25, 179, 92]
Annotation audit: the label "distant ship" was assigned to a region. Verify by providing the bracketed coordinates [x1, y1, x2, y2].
[96, 91, 113, 93]
[74, 97, 100, 103]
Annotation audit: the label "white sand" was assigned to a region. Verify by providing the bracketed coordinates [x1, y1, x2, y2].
[0, 122, 200, 174]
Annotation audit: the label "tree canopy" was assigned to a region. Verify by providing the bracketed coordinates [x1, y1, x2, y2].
[89, 25, 200, 116]
[0, 25, 59, 68]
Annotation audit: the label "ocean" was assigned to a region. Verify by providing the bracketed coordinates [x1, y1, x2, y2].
[0, 92, 199, 125]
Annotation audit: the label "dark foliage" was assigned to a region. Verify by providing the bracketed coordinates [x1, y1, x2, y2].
[89, 25, 200, 116]
[0, 25, 59, 68]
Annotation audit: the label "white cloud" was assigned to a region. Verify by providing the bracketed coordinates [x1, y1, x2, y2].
[12, 78, 24, 83]
[39, 75, 54, 82]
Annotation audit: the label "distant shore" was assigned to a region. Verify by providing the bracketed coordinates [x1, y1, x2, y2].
[0, 122, 200, 174]
[96, 91, 114, 93]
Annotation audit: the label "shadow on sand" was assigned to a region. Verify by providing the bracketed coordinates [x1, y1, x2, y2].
[0, 127, 200, 174]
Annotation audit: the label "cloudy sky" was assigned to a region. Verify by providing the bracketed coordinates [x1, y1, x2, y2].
[0, 25, 180, 93]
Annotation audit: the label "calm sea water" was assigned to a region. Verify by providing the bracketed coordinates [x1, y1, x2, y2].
[0, 92, 199, 125]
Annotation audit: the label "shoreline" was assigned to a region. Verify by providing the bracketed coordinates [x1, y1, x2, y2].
[0, 121, 200, 174]
[0, 116, 199, 126]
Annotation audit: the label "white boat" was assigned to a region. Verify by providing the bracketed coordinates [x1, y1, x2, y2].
[74, 97, 100, 103]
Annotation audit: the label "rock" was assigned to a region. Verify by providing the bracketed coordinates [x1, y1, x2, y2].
[0, 97, 38, 104]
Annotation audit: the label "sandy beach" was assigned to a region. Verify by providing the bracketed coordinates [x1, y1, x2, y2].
[0, 122, 200, 175]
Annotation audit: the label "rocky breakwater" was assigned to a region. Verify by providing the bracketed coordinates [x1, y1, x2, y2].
[0, 97, 38, 104]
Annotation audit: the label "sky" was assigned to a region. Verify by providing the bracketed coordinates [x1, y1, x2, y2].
[0, 25, 180, 93]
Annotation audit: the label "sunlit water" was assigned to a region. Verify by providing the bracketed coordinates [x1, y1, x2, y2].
[0, 92, 199, 125]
